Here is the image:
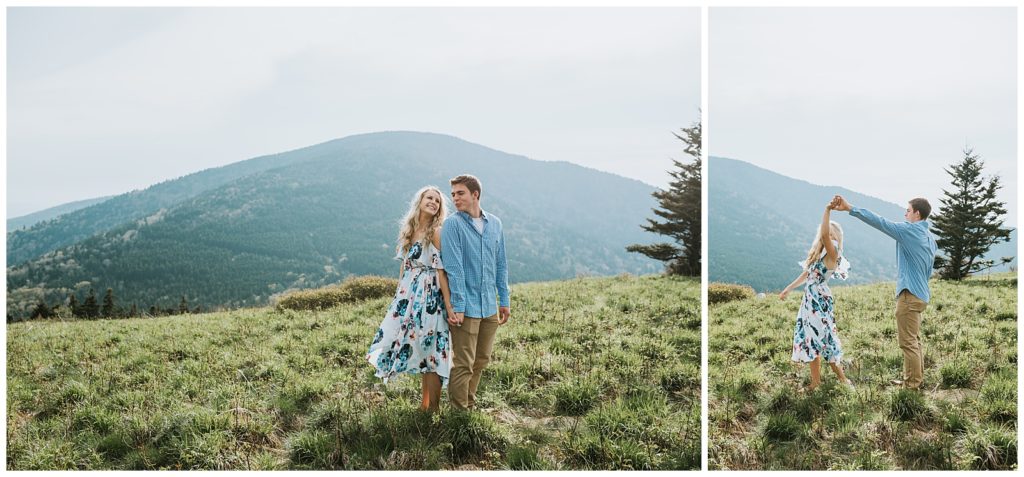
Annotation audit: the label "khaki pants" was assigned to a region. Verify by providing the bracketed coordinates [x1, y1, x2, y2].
[449, 314, 499, 409]
[896, 290, 927, 389]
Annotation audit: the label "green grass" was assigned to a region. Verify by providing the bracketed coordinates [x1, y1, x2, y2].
[709, 273, 1017, 470]
[7, 274, 700, 470]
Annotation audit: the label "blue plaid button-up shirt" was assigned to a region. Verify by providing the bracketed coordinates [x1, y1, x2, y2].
[850, 206, 938, 303]
[441, 209, 510, 318]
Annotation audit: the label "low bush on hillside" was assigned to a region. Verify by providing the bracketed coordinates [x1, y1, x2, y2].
[275, 276, 398, 311]
[708, 283, 755, 305]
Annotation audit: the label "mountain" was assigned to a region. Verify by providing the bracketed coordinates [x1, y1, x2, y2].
[7, 132, 663, 317]
[709, 156, 1017, 292]
[7, 138, 362, 266]
[7, 196, 114, 231]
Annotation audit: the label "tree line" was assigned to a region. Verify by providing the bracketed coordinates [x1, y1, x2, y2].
[9, 288, 202, 323]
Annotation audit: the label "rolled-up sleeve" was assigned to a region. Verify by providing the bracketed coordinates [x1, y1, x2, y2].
[441, 218, 466, 313]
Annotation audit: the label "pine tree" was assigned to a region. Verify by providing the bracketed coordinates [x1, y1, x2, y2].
[932, 148, 1013, 280]
[30, 300, 52, 319]
[101, 288, 116, 318]
[179, 296, 189, 315]
[82, 288, 100, 319]
[627, 119, 701, 276]
[68, 294, 80, 318]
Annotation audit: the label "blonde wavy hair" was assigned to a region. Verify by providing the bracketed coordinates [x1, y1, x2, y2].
[804, 221, 844, 268]
[396, 186, 449, 255]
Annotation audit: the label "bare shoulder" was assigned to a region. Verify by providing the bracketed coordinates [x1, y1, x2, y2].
[431, 227, 443, 248]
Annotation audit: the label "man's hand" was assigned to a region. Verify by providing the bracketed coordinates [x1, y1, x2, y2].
[832, 195, 852, 211]
[498, 306, 510, 325]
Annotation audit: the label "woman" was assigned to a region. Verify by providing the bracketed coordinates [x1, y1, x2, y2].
[779, 202, 853, 392]
[366, 186, 454, 411]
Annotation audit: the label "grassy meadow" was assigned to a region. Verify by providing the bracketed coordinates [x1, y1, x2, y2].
[709, 273, 1018, 470]
[7, 274, 700, 470]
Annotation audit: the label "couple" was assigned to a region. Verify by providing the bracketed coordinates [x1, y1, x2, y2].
[365, 174, 511, 411]
[780, 195, 937, 392]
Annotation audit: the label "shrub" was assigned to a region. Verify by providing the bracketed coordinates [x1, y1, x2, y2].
[275, 275, 398, 311]
[341, 275, 400, 302]
[708, 283, 755, 305]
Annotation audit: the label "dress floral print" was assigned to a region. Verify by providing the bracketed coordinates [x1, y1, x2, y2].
[791, 251, 850, 364]
[367, 240, 451, 385]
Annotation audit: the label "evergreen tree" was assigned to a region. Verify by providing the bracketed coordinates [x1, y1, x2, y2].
[101, 288, 116, 318]
[82, 288, 100, 319]
[932, 148, 1013, 280]
[30, 300, 53, 319]
[149, 305, 159, 317]
[179, 296, 189, 315]
[627, 119, 701, 276]
[129, 303, 139, 317]
[68, 294, 79, 318]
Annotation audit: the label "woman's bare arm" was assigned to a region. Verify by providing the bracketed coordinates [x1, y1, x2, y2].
[779, 270, 809, 299]
[820, 205, 838, 270]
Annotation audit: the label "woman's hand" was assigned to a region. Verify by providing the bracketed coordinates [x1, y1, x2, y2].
[779, 289, 789, 300]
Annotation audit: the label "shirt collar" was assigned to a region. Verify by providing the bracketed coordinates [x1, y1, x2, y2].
[459, 209, 488, 221]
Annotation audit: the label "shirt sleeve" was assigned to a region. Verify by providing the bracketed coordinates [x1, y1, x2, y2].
[441, 219, 466, 313]
[850, 206, 911, 242]
[495, 227, 510, 307]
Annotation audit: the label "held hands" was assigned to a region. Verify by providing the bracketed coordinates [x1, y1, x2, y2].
[448, 310, 464, 326]
[830, 195, 852, 211]
[498, 306, 510, 325]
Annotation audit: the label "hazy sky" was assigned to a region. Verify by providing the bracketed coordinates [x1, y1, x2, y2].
[7, 7, 700, 217]
[711, 7, 1017, 226]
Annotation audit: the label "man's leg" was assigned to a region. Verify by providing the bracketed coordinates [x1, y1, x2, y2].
[467, 314, 500, 408]
[448, 318, 481, 409]
[896, 291, 926, 389]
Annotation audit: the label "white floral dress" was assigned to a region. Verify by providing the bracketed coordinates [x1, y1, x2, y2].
[366, 240, 451, 384]
[791, 251, 850, 364]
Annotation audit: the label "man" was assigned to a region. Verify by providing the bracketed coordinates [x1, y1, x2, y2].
[441, 174, 510, 409]
[831, 195, 937, 390]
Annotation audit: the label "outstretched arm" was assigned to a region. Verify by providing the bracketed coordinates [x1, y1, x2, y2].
[832, 194, 909, 242]
[779, 270, 809, 300]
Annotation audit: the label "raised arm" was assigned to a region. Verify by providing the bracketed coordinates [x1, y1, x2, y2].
[820, 205, 838, 269]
